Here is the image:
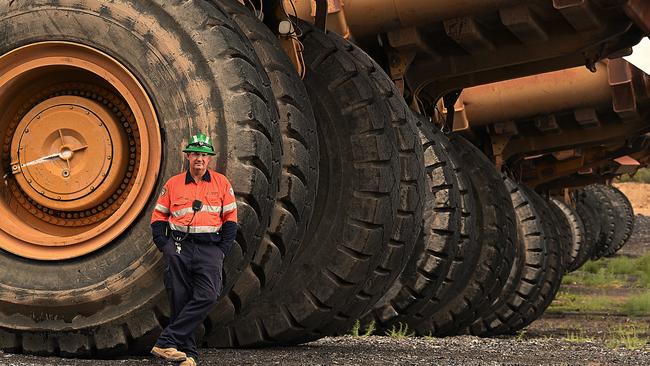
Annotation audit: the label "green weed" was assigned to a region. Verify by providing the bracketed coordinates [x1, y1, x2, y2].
[623, 291, 650, 316]
[564, 330, 594, 343]
[605, 325, 648, 350]
[515, 329, 528, 340]
[548, 292, 625, 313]
[568, 254, 650, 289]
[349, 319, 361, 337]
[562, 270, 624, 289]
[616, 168, 650, 183]
[349, 319, 377, 337]
[636, 255, 650, 288]
[581, 260, 607, 274]
[363, 320, 376, 337]
[422, 331, 435, 341]
[386, 322, 414, 338]
[607, 256, 638, 275]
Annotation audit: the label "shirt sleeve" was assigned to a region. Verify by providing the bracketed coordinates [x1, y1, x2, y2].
[221, 178, 238, 224]
[151, 181, 171, 224]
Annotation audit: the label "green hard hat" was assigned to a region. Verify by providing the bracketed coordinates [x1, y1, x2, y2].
[183, 133, 216, 155]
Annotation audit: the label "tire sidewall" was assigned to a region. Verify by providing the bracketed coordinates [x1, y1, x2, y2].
[0, 0, 224, 328]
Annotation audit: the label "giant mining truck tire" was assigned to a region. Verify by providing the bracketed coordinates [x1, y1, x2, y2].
[206, 22, 427, 347]
[406, 134, 517, 336]
[573, 190, 603, 268]
[550, 198, 589, 272]
[0, 0, 281, 356]
[547, 197, 574, 269]
[204, 0, 320, 329]
[331, 33, 426, 331]
[513, 187, 565, 330]
[599, 185, 635, 257]
[579, 185, 618, 260]
[361, 118, 463, 334]
[468, 178, 549, 336]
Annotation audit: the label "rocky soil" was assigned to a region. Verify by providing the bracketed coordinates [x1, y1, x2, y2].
[1, 333, 648, 366]
[615, 182, 650, 217]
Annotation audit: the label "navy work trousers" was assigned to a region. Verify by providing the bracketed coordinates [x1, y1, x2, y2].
[156, 238, 225, 360]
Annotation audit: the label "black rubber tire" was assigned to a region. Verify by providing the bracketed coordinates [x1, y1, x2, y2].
[411, 134, 517, 336]
[334, 34, 426, 326]
[205, 23, 403, 347]
[581, 185, 618, 260]
[599, 185, 635, 257]
[204, 0, 319, 331]
[547, 197, 574, 270]
[0, 0, 280, 357]
[550, 198, 588, 272]
[362, 117, 462, 332]
[514, 187, 565, 330]
[468, 178, 549, 336]
[573, 189, 602, 267]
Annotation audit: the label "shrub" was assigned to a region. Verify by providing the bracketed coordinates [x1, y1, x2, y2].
[616, 168, 650, 183]
[386, 323, 414, 338]
[623, 291, 650, 316]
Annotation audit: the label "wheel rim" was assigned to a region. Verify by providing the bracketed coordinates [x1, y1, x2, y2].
[0, 41, 161, 260]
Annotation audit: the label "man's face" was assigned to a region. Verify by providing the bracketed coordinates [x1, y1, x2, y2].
[187, 152, 211, 171]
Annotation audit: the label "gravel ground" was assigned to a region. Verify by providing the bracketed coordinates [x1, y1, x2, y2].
[1, 335, 649, 366]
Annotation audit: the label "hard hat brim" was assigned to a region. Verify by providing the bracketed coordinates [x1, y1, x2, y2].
[183, 146, 216, 155]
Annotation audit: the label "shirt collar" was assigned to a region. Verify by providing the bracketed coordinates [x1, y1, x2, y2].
[185, 170, 211, 184]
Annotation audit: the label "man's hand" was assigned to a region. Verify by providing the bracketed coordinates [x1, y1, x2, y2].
[151, 221, 169, 251]
[219, 221, 238, 254]
[161, 238, 177, 257]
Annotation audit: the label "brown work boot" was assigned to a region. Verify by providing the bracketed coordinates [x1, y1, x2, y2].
[179, 356, 197, 366]
[150, 346, 187, 362]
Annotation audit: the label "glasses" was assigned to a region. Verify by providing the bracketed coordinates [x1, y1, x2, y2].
[188, 152, 210, 158]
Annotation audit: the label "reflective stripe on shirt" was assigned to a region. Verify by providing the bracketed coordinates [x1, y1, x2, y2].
[222, 202, 237, 213]
[169, 223, 222, 233]
[155, 204, 170, 214]
[171, 205, 223, 218]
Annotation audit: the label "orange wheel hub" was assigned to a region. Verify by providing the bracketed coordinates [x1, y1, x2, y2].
[0, 42, 161, 260]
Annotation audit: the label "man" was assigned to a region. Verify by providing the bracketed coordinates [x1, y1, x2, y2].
[149, 133, 237, 366]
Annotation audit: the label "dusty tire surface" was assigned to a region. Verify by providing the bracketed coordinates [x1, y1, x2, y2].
[599, 185, 635, 257]
[204, 0, 319, 334]
[550, 198, 588, 272]
[547, 197, 573, 271]
[0, 0, 280, 356]
[580, 185, 617, 260]
[468, 178, 547, 336]
[363, 118, 461, 333]
[334, 36, 426, 330]
[409, 134, 517, 336]
[573, 189, 602, 268]
[515, 187, 565, 330]
[206, 24, 402, 347]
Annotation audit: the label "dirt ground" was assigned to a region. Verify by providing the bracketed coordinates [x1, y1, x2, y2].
[2, 183, 650, 365]
[614, 182, 650, 217]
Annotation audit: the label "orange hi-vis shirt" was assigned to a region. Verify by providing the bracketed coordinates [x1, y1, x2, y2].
[151, 169, 237, 240]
